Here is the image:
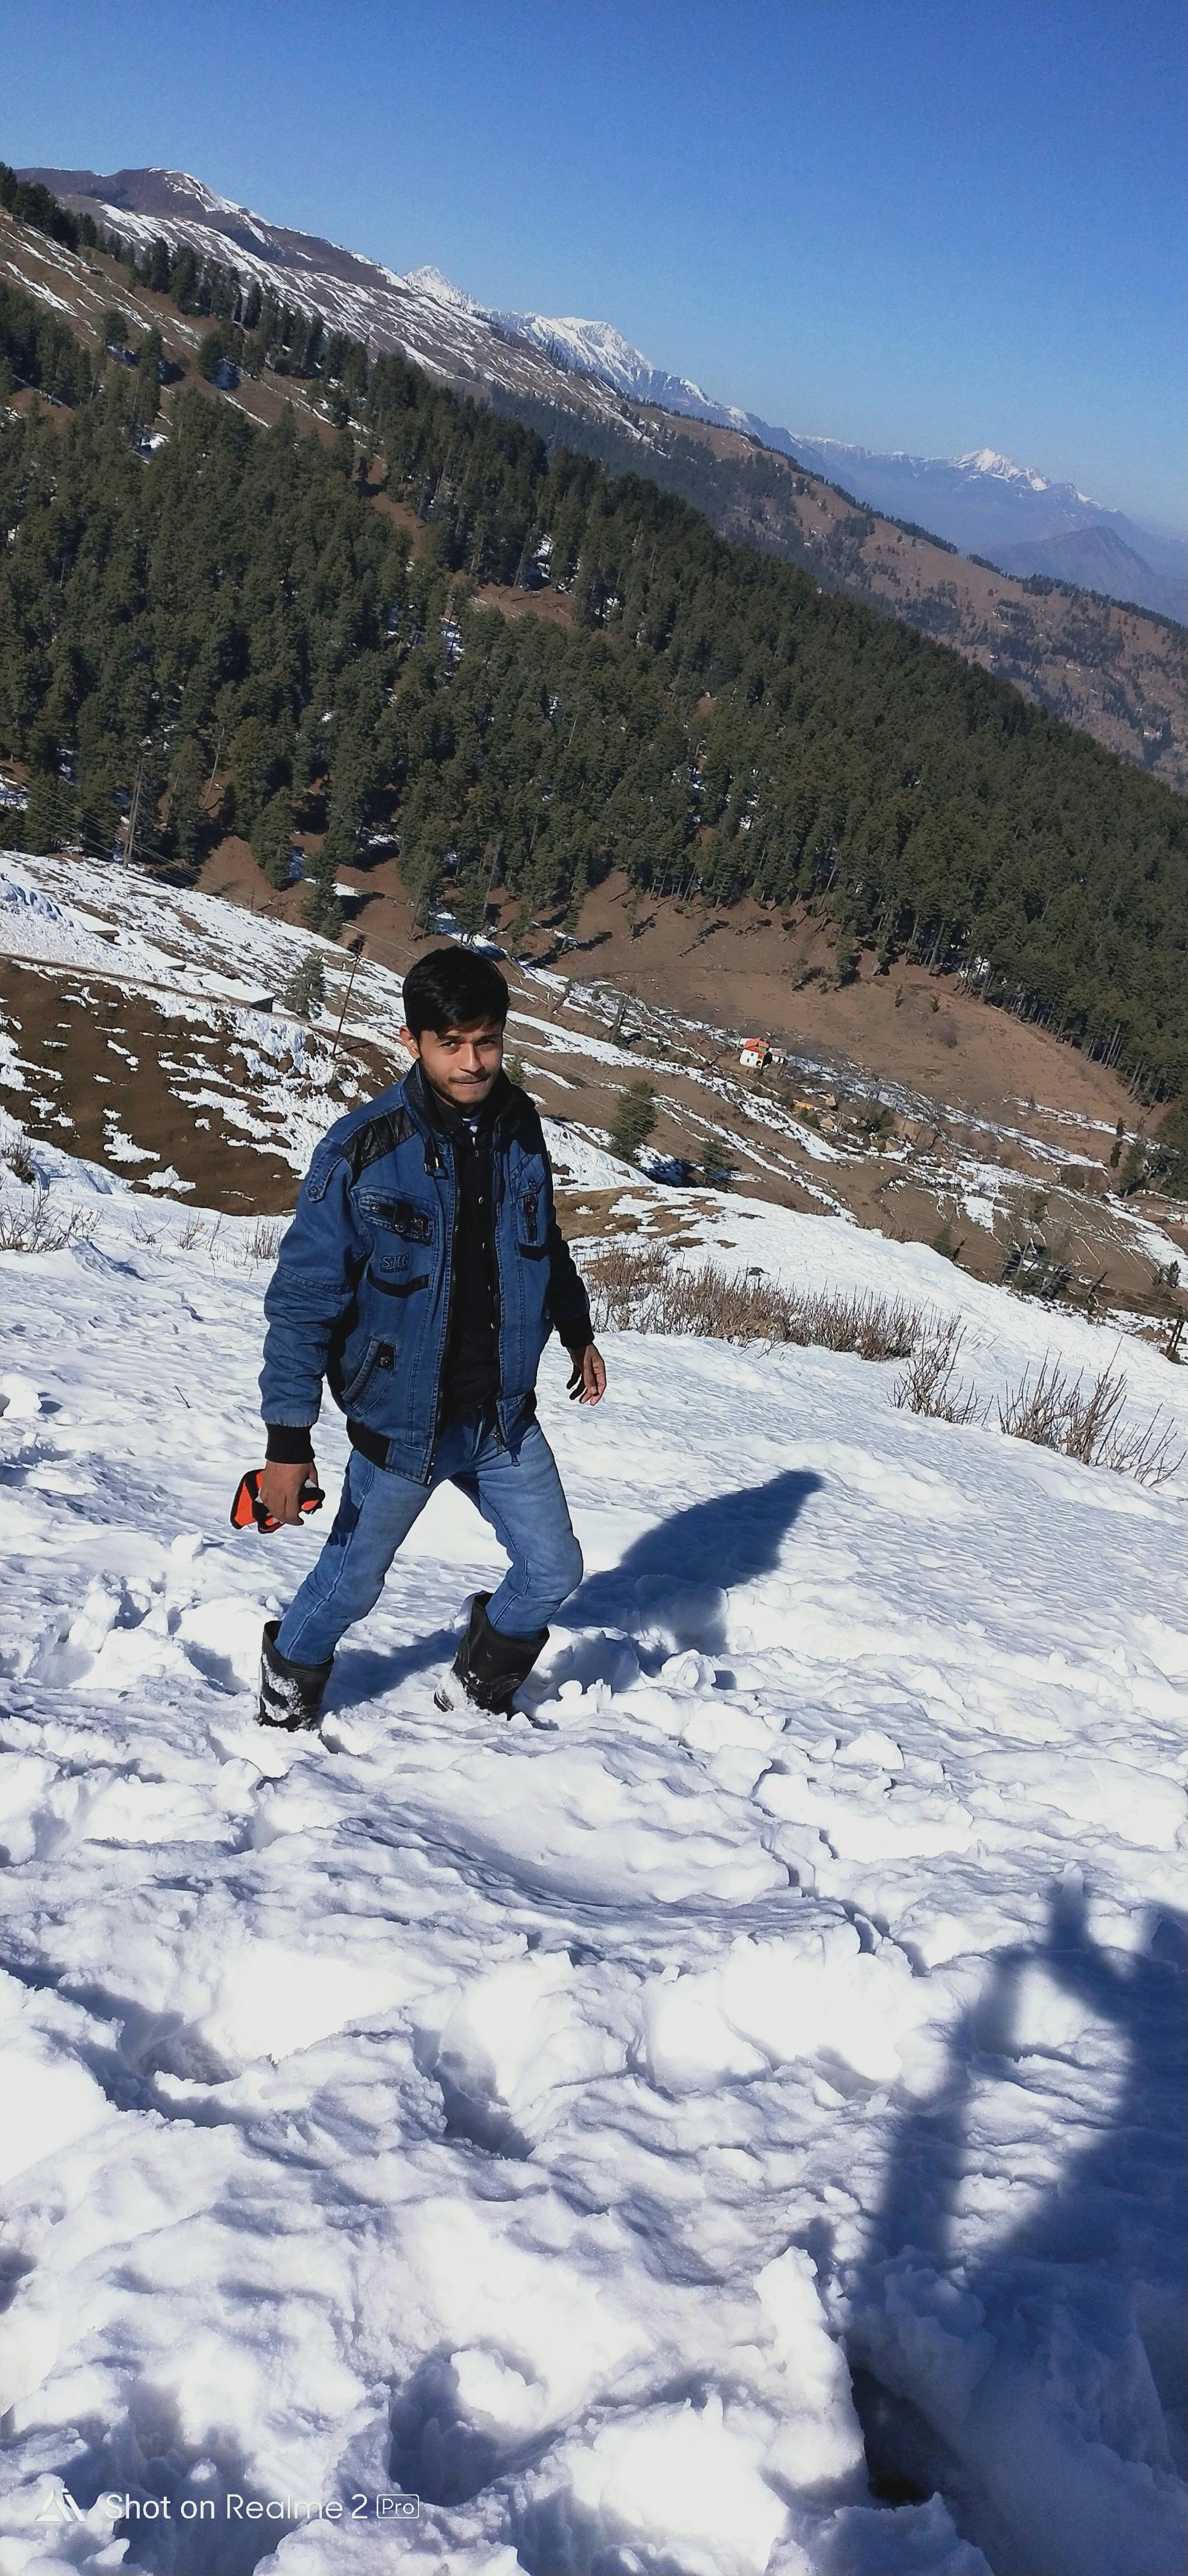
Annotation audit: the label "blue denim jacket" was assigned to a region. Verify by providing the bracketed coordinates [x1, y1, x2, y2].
[259, 1067, 592, 1482]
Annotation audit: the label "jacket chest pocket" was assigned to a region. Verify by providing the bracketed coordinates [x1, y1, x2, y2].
[516, 1168, 548, 1255]
[360, 1194, 435, 1245]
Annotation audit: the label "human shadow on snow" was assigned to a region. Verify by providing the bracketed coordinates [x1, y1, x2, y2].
[844, 1881, 1188, 2574]
[331, 1465, 824, 1706]
[562, 1463, 824, 1659]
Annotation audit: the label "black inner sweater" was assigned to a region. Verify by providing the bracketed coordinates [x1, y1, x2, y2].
[416, 1065, 506, 1420]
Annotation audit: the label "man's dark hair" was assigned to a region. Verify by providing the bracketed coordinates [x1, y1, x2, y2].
[401, 945, 510, 1036]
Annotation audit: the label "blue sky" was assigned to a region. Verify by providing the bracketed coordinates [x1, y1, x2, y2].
[3, 0, 1184, 525]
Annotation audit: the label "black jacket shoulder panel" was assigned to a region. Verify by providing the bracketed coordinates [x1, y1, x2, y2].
[302, 1083, 417, 1201]
[343, 1106, 417, 1182]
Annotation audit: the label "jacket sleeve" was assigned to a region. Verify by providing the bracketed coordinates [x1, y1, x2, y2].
[540, 1142, 593, 1348]
[259, 1145, 370, 1432]
[545, 1213, 593, 1347]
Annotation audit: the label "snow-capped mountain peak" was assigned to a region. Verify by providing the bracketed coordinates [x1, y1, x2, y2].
[956, 447, 1052, 493]
[397, 263, 483, 314]
[491, 309, 649, 381]
[144, 168, 240, 216]
[484, 302, 720, 416]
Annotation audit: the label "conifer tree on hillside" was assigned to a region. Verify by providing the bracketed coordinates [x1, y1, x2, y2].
[251, 793, 297, 889]
[165, 738, 205, 867]
[700, 1132, 734, 1187]
[230, 721, 281, 838]
[282, 950, 326, 1017]
[131, 328, 164, 429]
[609, 1085, 658, 1166]
[302, 853, 344, 938]
[22, 770, 73, 856]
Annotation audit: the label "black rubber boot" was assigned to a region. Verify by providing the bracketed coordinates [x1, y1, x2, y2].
[447, 1590, 549, 1717]
[256, 1618, 333, 1732]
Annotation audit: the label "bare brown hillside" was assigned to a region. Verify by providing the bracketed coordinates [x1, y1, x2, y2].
[4, 847, 1183, 1335]
[635, 410, 1188, 792]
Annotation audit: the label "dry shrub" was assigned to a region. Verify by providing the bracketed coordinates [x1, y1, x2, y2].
[241, 1219, 283, 1265]
[898, 1329, 1184, 1486]
[893, 1318, 982, 1424]
[584, 1238, 921, 1359]
[0, 1189, 96, 1253]
[997, 1356, 1183, 1488]
[213, 1219, 278, 1270]
[177, 1212, 208, 1251]
[804, 1287, 920, 1361]
[4, 1139, 36, 1184]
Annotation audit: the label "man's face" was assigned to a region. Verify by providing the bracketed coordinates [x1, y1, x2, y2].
[401, 1016, 505, 1109]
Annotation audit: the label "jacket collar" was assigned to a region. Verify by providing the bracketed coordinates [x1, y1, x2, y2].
[405, 1059, 511, 1143]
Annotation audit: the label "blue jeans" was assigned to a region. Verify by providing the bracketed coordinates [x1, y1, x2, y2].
[275, 1412, 583, 1667]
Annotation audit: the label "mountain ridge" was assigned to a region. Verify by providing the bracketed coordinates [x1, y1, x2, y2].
[6, 162, 1185, 795]
[23, 162, 1185, 623]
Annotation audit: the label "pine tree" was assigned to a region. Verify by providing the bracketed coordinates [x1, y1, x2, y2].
[302, 856, 343, 937]
[165, 738, 205, 866]
[251, 792, 296, 888]
[22, 770, 70, 855]
[229, 720, 278, 837]
[609, 1084, 657, 1165]
[282, 951, 326, 1017]
[131, 329, 163, 429]
[170, 246, 200, 311]
[700, 1131, 734, 1187]
[198, 329, 226, 382]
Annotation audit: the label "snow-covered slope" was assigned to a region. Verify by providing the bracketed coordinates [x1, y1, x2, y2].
[26, 165, 1185, 622]
[1, 1111, 1185, 2570]
[17, 165, 636, 433]
[483, 302, 729, 422]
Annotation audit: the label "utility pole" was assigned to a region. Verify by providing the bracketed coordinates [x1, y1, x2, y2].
[123, 757, 145, 868]
[411, 856, 438, 939]
[330, 937, 365, 1062]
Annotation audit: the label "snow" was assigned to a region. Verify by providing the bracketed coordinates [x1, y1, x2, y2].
[3, 851, 1186, 1291]
[956, 451, 1053, 494]
[0, 1123, 1184, 2573]
[398, 265, 484, 316]
[3, 273, 75, 317]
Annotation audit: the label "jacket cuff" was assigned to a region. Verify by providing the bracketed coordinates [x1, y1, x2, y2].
[265, 1423, 317, 1464]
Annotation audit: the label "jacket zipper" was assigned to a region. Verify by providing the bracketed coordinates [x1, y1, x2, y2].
[425, 1138, 455, 1481]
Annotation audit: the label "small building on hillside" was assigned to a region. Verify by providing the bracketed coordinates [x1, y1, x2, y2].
[739, 1039, 773, 1070]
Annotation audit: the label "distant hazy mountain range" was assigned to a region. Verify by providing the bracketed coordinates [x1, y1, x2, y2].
[26, 164, 1186, 623]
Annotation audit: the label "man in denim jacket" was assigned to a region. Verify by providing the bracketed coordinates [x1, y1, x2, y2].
[256, 946, 605, 1730]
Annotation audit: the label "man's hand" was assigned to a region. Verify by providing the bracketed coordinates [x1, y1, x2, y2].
[566, 1343, 607, 1405]
[258, 1458, 317, 1527]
